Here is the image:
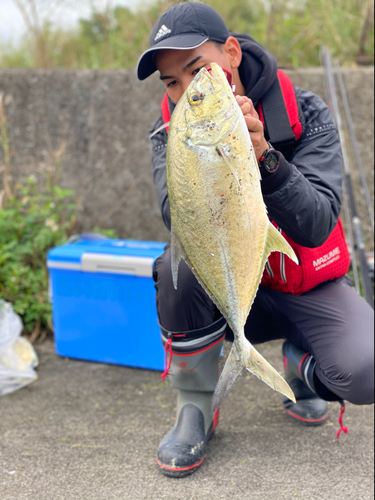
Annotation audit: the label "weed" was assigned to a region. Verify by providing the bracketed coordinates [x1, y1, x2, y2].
[0, 0, 373, 69]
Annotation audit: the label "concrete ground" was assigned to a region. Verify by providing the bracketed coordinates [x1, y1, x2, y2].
[0, 338, 373, 500]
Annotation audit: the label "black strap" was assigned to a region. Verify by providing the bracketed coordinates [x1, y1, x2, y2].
[261, 78, 297, 160]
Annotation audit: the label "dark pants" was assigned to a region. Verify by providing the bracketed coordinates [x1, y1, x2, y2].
[153, 247, 374, 406]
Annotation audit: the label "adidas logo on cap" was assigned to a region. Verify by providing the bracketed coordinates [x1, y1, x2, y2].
[154, 24, 172, 41]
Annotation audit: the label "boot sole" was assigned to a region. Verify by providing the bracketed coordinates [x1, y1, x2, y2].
[155, 455, 206, 478]
[284, 407, 329, 427]
[156, 425, 216, 478]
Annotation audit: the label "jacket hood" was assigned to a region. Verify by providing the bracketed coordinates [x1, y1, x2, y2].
[166, 33, 278, 114]
[234, 33, 278, 104]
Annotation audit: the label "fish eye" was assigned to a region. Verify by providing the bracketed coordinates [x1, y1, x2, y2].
[189, 93, 204, 106]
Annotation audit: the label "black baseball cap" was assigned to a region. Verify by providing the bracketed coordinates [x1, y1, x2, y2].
[137, 2, 230, 80]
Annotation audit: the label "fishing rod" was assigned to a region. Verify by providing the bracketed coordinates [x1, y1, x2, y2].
[321, 46, 374, 307]
[335, 59, 375, 289]
[320, 46, 361, 295]
[334, 61, 374, 231]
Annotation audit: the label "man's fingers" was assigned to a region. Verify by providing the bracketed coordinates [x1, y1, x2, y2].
[236, 96, 245, 107]
[236, 95, 259, 119]
[235, 95, 268, 159]
[243, 115, 263, 133]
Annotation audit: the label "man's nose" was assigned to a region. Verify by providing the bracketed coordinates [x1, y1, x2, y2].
[175, 78, 194, 103]
[181, 78, 194, 94]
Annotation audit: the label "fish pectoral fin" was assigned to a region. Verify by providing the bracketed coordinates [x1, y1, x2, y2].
[211, 343, 244, 417]
[266, 223, 299, 264]
[216, 145, 241, 189]
[216, 144, 254, 235]
[170, 225, 187, 290]
[244, 344, 296, 403]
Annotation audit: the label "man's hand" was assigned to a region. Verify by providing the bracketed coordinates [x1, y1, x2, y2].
[236, 96, 269, 161]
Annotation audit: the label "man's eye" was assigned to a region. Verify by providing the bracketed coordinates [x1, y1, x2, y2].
[192, 66, 204, 75]
[167, 80, 177, 88]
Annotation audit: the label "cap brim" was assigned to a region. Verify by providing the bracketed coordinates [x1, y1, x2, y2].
[137, 34, 209, 81]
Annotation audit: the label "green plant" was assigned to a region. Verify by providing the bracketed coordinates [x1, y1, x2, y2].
[0, 176, 77, 340]
[0, 93, 118, 341]
[0, 0, 373, 70]
[0, 93, 12, 205]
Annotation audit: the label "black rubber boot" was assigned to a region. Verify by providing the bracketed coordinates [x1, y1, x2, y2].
[156, 318, 226, 478]
[282, 340, 328, 426]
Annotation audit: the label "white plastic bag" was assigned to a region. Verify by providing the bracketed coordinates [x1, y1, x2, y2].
[0, 300, 39, 396]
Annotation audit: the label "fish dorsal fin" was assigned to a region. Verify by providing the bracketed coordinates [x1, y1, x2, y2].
[266, 223, 299, 264]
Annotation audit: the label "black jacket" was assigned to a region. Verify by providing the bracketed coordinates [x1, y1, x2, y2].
[150, 34, 342, 248]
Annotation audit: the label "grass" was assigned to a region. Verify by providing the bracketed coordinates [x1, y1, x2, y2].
[0, 0, 373, 70]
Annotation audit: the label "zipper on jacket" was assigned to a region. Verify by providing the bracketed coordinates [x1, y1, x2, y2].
[265, 259, 274, 278]
[278, 227, 287, 283]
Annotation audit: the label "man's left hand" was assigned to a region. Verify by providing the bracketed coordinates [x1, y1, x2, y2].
[236, 96, 269, 161]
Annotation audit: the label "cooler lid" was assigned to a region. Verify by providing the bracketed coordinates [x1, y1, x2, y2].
[47, 240, 166, 277]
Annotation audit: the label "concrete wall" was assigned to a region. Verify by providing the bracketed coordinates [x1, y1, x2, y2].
[0, 67, 373, 246]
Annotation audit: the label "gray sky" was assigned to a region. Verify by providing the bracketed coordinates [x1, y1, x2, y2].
[0, 0, 148, 44]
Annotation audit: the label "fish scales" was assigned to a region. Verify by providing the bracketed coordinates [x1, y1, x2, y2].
[168, 99, 259, 327]
[166, 63, 297, 412]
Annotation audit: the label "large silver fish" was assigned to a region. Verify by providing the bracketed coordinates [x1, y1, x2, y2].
[166, 63, 297, 413]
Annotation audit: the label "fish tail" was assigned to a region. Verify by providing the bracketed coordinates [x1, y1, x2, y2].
[243, 341, 296, 403]
[211, 338, 296, 417]
[211, 342, 244, 417]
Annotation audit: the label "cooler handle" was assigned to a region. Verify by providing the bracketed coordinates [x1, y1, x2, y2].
[67, 233, 109, 243]
[81, 253, 154, 277]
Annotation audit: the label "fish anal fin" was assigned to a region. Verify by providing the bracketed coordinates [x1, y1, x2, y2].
[211, 342, 244, 417]
[244, 343, 296, 402]
[266, 223, 299, 264]
[170, 225, 186, 290]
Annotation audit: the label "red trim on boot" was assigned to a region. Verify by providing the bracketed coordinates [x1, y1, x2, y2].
[285, 408, 329, 424]
[212, 409, 220, 431]
[172, 335, 226, 358]
[283, 355, 287, 371]
[155, 455, 206, 472]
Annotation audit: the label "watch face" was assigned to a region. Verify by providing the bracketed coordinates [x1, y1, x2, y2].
[264, 150, 280, 172]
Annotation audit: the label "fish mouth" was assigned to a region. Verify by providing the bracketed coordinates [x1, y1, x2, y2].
[206, 66, 233, 87]
[196, 65, 226, 86]
[192, 66, 217, 91]
[193, 64, 233, 96]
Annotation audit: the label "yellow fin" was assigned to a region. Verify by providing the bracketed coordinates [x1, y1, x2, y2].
[245, 343, 296, 403]
[266, 222, 299, 264]
[170, 225, 186, 290]
[211, 342, 244, 417]
[212, 338, 296, 417]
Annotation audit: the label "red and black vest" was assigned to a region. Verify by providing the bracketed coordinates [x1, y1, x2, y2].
[161, 70, 350, 295]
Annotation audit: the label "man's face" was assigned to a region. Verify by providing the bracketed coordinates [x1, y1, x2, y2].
[155, 41, 232, 104]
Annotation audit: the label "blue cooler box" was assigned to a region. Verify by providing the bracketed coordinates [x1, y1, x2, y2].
[47, 239, 166, 371]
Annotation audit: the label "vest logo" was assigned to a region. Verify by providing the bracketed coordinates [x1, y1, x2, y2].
[313, 247, 341, 271]
[155, 24, 172, 41]
[177, 362, 187, 368]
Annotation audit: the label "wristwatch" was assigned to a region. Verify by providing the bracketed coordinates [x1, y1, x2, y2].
[259, 144, 280, 176]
